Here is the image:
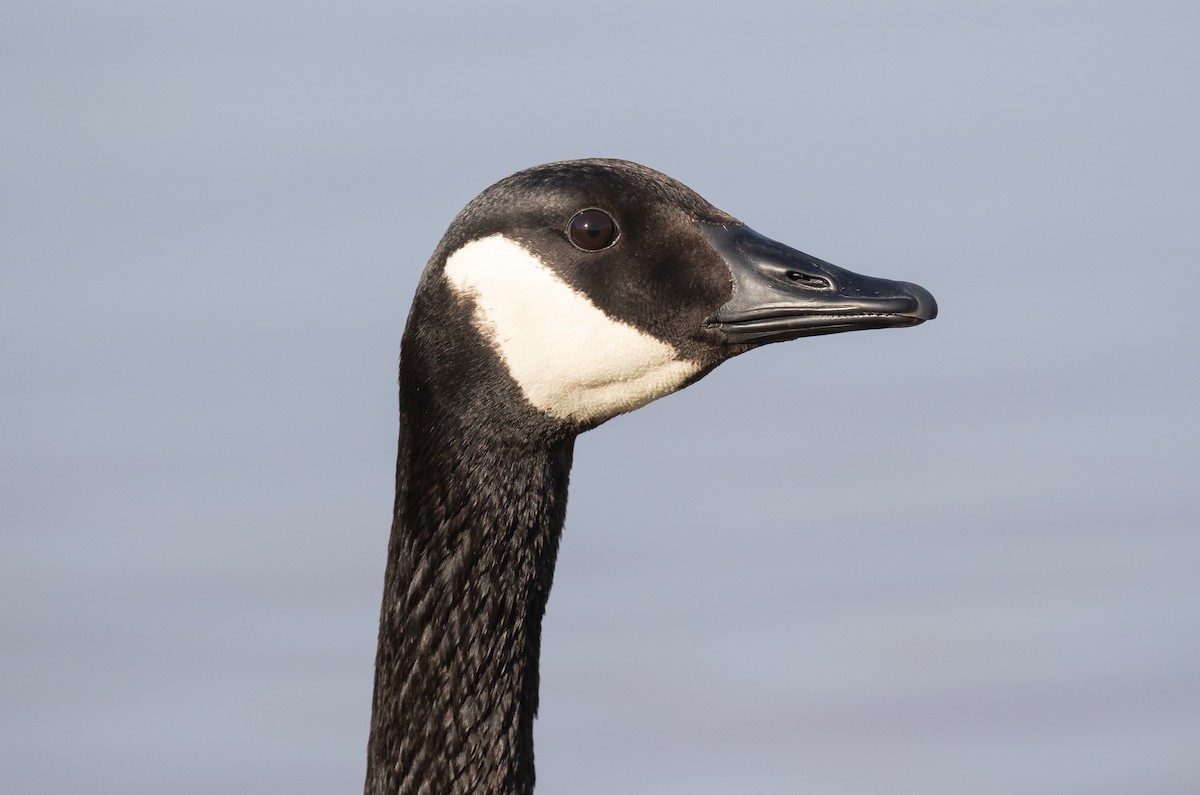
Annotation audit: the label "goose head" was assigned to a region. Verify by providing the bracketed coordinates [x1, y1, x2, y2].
[403, 158, 936, 440]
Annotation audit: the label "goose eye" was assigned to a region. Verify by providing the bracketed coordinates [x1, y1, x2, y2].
[568, 209, 618, 251]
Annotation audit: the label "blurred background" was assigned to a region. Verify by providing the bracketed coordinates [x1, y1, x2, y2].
[3, 2, 1198, 793]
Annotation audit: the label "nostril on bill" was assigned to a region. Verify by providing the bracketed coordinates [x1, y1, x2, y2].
[785, 271, 832, 289]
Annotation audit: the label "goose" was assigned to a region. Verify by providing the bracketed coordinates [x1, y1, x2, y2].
[365, 158, 936, 795]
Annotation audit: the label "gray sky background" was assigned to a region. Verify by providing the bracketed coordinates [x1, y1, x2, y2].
[3, 2, 1198, 793]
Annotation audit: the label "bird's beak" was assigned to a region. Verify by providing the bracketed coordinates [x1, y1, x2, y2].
[702, 223, 937, 345]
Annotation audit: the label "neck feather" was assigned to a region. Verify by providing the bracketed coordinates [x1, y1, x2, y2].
[365, 406, 574, 795]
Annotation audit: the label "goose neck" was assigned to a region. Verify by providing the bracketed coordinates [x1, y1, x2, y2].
[365, 421, 575, 795]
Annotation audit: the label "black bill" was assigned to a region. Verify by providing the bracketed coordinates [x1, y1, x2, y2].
[703, 223, 937, 345]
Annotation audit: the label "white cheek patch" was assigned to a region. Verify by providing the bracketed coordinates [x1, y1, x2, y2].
[443, 234, 701, 424]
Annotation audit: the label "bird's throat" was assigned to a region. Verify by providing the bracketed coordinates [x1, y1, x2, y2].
[365, 415, 574, 795]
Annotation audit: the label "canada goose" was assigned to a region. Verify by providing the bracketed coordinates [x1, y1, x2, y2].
[365, 159, 936, 795]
